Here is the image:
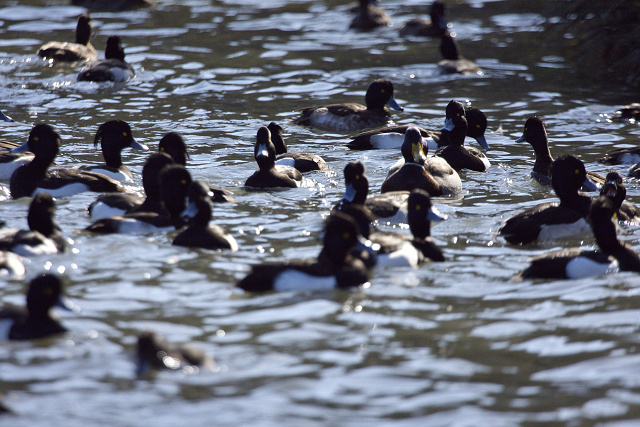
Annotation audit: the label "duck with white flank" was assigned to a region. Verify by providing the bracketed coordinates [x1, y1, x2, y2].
[499, 155, 598, 245]
[10, 124, 124, 199]
[517, 196, 640, 280]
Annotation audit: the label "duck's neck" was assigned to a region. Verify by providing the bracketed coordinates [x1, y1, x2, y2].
[534, 149, 553, 177]
[558, 193, 591, 215]
[102, 144, 123, 169]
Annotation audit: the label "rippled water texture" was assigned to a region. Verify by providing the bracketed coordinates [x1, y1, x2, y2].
[1, 0, 640, 425]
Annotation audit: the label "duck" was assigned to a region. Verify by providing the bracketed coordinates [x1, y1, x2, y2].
[434, 114, 490, 172]
[382, 126, 462, 195]
[9, 124, 125, 199]
[517, 196, 640, 280]
[335, 160, 410, 223]
[0, 110, 13, 122]
[436, 33, 482, 76]
[77, 35, 135, 83]
[347, 99, 489, 152]
[0, 144, 34, 180]
[172, 180, 238, 251]
[399, 1, 447, 38]
[245, 126, 301, 189]
[88, 152, 175, 220]
[0, 273, 77, 341]
[370, 189, 446, 267]
[293, 79, 403, 132]
[338, 189, 447, 267]
[158, 132, 237, 203]
[136, 330, 213, 375]
[516, 116, 604, 188]
[85, 164, 191, 234]
[236, 211, 370, 292]
[37, 14, 97, 63]
[78, 120, 148, 182]
[71, 0, 155, 11]
[599, 171, 640, 224]
[610, 103, 640, 123]
[499, 155, 598, 245]
[267, 122, 330, 173]
[0, 251, 26, 277]
[349, 0, 391, 30]
[0, 192, 67, 257]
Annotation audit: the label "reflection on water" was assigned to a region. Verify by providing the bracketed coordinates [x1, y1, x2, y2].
[1, 0, 640, 425]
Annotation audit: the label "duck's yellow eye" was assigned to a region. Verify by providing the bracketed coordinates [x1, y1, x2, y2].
[122, 132, 128, 137]
[160, 147, 164, 151]
[181, 179, 187, 184]
[618, 178, 623, 184]
[575, 169, 579, 175]
[415, 204, 421, 211]
[456, 113, 460, 117]
[34, 136, 39, 142]
[355, 175, 360, 180]
[476, 125, 480, 128]
[380, 89, 386, 93]
[342, 232, 350, 239]
[44, 287, 52, 295]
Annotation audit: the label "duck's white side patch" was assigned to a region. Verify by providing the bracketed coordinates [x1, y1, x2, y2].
[566, 257, 618, 279]
[225, 235, 239, 252]
[0, 156, 34, 180]
[86, 167, 132, 183]
[12, 239, 58, 257]
[33, 183, 90, 198]
[0, 319, 14, 341]
[109, 67, 133, 82]
[538, 219, 590, 241]
[275, 157, 296, 168]
[117, 219, 174, 234]
[370, 133, 404, 150]
[480, 155, 491, 170]
[381, 205, 408, 224]
[90, 202, 127, 220]
[376, 242, 420, 268]
[273, 270, 337, 292]
[0, 252, 25, 277]
[619, 153, 640, 165]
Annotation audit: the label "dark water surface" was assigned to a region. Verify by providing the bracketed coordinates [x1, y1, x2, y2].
[1, 0, 640, 425]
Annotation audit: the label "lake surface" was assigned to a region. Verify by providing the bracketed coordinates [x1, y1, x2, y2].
[1, 0, 640, 425]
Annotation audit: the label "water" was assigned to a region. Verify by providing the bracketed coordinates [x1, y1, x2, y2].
[1, 0, 640, 425]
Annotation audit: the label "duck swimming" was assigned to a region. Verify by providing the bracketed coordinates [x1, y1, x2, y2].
[0, 192, 67, 257]
[382, 126, 462, 195]
[399, 1, 447, 38]
[499, 155, 598, 245]
[347, 99, 489, 152]
[37, 14, 97, 63]
[236, 211, 370, 292]
[172, 180, 238, 251]
[516, 116, 605, 188]
[349, 0, 391, 30]
[517, 196, 640, 280]
[0, 273, 78, 341]
[435, 114, 490, 172]
[10, 124, 125, 199]
[267, 122, 330, 173]
[293, 79, 403, 132]
[436, 33, 482, 76]
[245, 126, 301, 189]
[77, 35, 135, 82]
[78, 120, 149, 182]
